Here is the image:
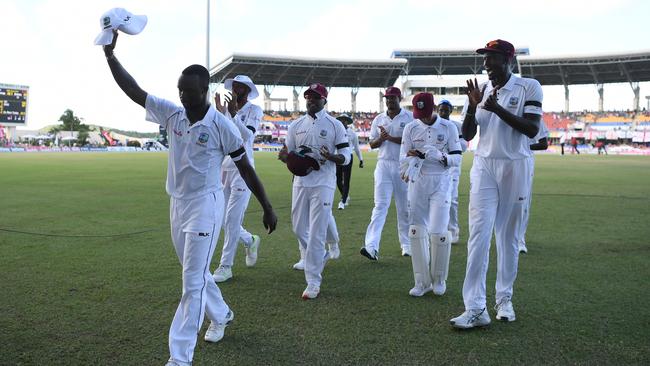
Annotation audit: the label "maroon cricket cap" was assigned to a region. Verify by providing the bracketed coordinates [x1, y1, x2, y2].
[286, 151, 320, 176]
[412, 92, 435, 120]
[304, 83, 328, 99]
[384, 86, 402, 98]
[476, 39, 515, 59]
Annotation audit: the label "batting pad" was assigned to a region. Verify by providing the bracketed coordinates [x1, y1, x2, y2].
[429, 232, 451, 282]
[408, 225, 432, 288]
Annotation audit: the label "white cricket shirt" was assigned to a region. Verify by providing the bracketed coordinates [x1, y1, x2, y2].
[286, 109, 351, 188]
[370, 109, 414, 161]
[145, 95, 244, 200]
[464, 74, 543, 160]
[529, 120, 549, 144]
[400, 117, 461, 175]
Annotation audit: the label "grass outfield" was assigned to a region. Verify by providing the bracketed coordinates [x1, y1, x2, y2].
[1, 152, 649, 365]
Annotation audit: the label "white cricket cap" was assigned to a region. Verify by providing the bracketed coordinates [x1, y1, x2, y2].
[94, 8, 148, 46]
[224, 75, 259, 100]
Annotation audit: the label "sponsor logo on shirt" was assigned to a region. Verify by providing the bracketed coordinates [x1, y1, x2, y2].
[173, 129, 183, 137]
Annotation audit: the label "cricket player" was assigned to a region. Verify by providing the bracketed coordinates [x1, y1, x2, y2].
[519, 120, 548, 254]
[277, 144, 341, 269]
[285, 83, 351, 299]
[361, 87, 413, 260]
[450, 39, 543, 329]
[401, 93, 462, 297]
[437, 100, 468, 244]
[101, 31, 277, 366]
[212, 75, 264, 282]
[336, 113, 364, 210]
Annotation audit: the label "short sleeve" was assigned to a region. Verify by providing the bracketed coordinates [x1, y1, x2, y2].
[145, 94, 181, 130]
[369, 116, 381, 140]
[247, 106, 263, 133]
[524, 80, 544, 115]
[334, 120, 349, 147]
[446, 122, 462, 153]
[216, 113, 244, 160]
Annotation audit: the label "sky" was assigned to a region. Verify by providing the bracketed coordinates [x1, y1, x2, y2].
[2, 0, 649, 132]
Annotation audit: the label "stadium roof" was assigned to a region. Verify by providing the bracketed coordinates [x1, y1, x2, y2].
[518, 50, 650, 85]
[209, 53, 407, 88]
[391, 48, 530, 75]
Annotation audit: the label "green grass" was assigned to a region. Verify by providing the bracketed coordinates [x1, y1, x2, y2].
[1, 152, 649, 365]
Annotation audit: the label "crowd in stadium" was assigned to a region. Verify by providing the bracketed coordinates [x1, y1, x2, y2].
[3, 109, 650, 152]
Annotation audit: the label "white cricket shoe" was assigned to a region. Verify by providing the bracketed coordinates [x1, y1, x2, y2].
[328, 243, 340, 259]
[204, 310, 234, 343]
[518, 242, 528, 254]
[165, 361, 184, 366]
[292, 259, 305, 271]
[245, 235, 261, 267]
[432, 280, 446, 296]
[345, 196, 350, 206]
[401, 247, 412, 257]
[212, 265, 232, 283]
[360, 247, 378, 261]
[495, 297, 516, 322]
[409, 284, 433, 297]
[302, 284, 320, 300]
[450, 308, 491, 329]
[337, 201, 345, 210]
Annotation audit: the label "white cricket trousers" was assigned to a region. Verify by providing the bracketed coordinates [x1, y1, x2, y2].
[296, 212, 339, 261]
[408, 174, 452, 233]
[463, 156, 532, 310]
[448, 163, 462, 236]
[219, 170, 254, 267]
[292, 185, 335, 287]
[519, 156, 535, 246]
[169, 193, 230, 365]
[364, 159, 410, 253]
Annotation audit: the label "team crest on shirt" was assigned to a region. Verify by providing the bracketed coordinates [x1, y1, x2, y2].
[437, 134, 445, 142]
[320, 130, 327, 137]
[400, 122, 406, 127]
[197, 132, 209, 146]
[508, 96, 519, 107]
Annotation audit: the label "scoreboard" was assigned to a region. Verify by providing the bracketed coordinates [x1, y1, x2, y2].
[0, 83, 29, 125]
